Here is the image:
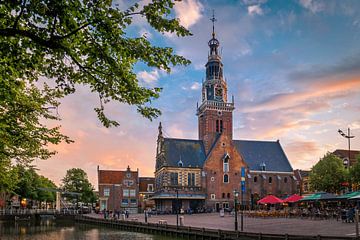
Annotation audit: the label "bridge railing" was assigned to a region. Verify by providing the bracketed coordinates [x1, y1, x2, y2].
[0, 209, 80, 215]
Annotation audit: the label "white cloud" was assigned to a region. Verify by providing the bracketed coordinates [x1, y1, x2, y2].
[139, 28, 152, 39]
[299, 0, 325, 14]
[247, 5, 263, 16]
[137, 69, 160, 83]
[190, 82, 201, 90]
[174, 0, 203, 29]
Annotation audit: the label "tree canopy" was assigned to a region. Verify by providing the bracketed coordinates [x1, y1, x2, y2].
[62, 168, 96, 203]
[14, 165, 57, 202]
[0, 0, 191, 194]
[309, 153, 348, 193]
[0, 0, 191, 127]
[350, 154, 360, 188]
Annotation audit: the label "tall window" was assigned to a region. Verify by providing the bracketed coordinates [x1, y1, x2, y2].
[170, 172, 178, 186]
[223, 174, 229, 183]
[104, 188, 110, 197]
[254, 176, 258, 183]
[284, 177, 288, 184]
[188, 173, 195, 186]
[123, 189, 129, 197]
[269, 177, 272, 184]
[223, 155, 229, 173]
[216, 120, 223, 133]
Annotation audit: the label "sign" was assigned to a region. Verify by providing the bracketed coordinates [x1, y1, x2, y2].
[241, 167, 246, 193]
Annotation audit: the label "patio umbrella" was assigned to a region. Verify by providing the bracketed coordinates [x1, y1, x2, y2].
[336, 191, 360, 200]
[283, 194, 303, 203]
[301, 192, 337, 201]
[257, 195, 283, 204]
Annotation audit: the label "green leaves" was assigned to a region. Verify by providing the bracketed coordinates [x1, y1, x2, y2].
[0, 0, 191, 173]
[309, 153, 347, 193]
[62, 168, 96, 203]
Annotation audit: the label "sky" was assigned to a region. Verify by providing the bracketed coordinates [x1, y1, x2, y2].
[35, 0, 360, 188]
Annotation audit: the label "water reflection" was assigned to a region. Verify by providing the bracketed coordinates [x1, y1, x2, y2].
[0, 220, 178, 240]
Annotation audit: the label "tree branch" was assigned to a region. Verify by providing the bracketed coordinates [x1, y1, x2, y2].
[13, 0, 27, 29]
[53, 22, 91, 40]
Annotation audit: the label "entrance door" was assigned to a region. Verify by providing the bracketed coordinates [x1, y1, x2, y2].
[215, 202, 220, 212]
[172, 199, 182, 214]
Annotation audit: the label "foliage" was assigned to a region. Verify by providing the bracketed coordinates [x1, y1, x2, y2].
[350, 154, 360, 187]
[14, 165, 57, 202]
[62, 168, 96, 203]
[0, 0, 191, 128]
[0, 78, 72, 165]
[309, 153, 348, 193]
[0, 160, 19, 195]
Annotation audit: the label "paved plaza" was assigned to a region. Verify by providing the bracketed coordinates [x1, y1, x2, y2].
[86, 212, 358, 237]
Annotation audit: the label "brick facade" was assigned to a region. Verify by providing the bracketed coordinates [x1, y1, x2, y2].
[97, 166, 139, 213]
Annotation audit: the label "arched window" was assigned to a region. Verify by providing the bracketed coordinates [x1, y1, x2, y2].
[223, 155, 229, 173]
[227, 193, 231, 198]
[223, 174, 229, 183]
[254, 176, 258, 183]
[269, 177, 272, 184]
[222, 193, 225, 198]
[284, 177, 288, 183]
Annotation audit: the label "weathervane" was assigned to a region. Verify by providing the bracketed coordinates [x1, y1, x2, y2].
[210, 10, 217, 38]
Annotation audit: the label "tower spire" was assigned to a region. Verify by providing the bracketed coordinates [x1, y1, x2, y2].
[210, 10, 217, 38]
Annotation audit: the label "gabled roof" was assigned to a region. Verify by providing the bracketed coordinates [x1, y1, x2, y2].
[163, 138, 206, 168]
[98, 170, 138, 184]
[233, 140, 293, 173]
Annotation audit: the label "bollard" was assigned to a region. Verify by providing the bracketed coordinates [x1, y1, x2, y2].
[356, 209, 359, 239]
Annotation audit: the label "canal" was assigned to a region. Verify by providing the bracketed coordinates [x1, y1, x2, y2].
[0, 219, 181, 240]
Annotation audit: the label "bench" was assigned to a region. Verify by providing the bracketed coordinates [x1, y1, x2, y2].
[158, 220, 167, 225]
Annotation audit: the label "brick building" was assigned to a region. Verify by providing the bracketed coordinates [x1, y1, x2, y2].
[294, 169, 311, 196]
[152, 21, 296, 212]
[333, 149, 360, 167]
[97, 166, 139, 213]
[139, 177, 155, 211]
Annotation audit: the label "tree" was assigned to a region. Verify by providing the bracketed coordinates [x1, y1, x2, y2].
[0, 0, 191, 127]
[62, 168, 96, 204]
[350, 154, 360, 189]
[0, 0, 191, 176]
[309, 153, 348, 193]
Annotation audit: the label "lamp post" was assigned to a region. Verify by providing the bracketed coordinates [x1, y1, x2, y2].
[338, 128, 355, 191]
[338, 128, 355, 168]
[240, 189, 244, 232]
[233, 190, 239, 231]
[175, 188, 179, 227]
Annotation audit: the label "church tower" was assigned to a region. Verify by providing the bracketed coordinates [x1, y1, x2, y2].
[197, 13, 235, 154]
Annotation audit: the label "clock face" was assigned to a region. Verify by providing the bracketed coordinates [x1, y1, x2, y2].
[215, 87, 223, 100]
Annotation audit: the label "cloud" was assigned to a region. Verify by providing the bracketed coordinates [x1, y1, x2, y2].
[298, 0, 325, 13]
[137, 69, 160, 84]
[190, 82, 201, 90]
[174, 0, 203, 29]
[247, 5, 263, 16]
[284, 140, 322, 169]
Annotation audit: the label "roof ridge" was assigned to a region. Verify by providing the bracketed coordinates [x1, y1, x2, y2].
[164, 137, 202, 142]
[233, 139, 279, 143]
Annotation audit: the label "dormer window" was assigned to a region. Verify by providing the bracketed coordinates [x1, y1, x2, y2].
[178, 159, 183, 167]
[260, 162, 266, 171]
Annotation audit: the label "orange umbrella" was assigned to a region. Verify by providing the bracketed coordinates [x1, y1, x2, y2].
[257, 195, 283, 204]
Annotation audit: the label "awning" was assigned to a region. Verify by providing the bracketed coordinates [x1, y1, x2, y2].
[337, 191, 360, 200]
[151, 193, 206, 200]
[283, 194, 303, 203]
[257, 195, 283, 204]
[301, 192, 337, 201]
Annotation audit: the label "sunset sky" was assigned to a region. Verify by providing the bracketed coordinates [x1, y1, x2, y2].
[35, 0, 360, 188]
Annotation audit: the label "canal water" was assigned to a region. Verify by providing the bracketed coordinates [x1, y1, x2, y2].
[0, 219, 180, 240]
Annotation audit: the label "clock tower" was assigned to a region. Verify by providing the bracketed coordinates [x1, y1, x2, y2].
[197, 14, 234, 154]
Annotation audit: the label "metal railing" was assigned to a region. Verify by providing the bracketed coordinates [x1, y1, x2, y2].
[0, 209, 80, 215]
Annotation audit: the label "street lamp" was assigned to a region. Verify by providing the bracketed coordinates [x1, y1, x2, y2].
[175, 188, 179, 227]
[338, 128, 355, 168]
[233, 190, 239, 231]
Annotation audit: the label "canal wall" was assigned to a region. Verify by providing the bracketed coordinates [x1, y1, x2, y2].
[75, 215, 357, 240]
